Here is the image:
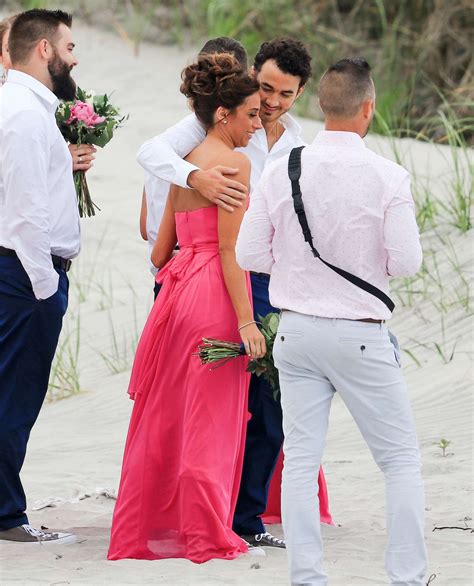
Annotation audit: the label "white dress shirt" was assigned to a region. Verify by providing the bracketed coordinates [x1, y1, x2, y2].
[136, 111, 305, 193]
[0, 70, 80, 300]
[143, 171, 169, 275]
[240, 112, 304, 191]
[236, 131, 422, 320]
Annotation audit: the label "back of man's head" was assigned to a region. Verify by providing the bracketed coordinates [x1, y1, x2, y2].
[319, 58, 374, 119]
[8, 9, 72, 66]
[253, 37, 312, 87]
[199, 37, 247, 70]
[0, 15, 16, 58]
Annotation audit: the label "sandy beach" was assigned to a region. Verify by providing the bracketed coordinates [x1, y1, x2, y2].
[0, 19, 472, 586]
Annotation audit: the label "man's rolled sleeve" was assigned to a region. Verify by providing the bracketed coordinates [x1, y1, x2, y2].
[32, 274, 60, 301]
[384, 173, 423, 277]
[136, 113, 205, 188]
[236, 171, 275, 273]
[3, 110, 57, 300]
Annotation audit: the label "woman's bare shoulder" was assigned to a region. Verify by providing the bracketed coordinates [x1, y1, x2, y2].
[187, 144, 250, 171]
[219, 150, 250, 169]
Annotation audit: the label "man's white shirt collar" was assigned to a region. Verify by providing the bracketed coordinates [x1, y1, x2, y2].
[279, 112, 303, 136]
[6, 69, 59, 112]
[251, 112, 303, 151]
[311, 130, 366, 149]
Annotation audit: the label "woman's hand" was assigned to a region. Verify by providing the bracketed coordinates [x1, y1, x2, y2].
[69, 144, 96, 172]
[239, 322, 266, 360]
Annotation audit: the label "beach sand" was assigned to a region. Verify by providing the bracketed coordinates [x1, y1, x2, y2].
[0, 20, 472, 586]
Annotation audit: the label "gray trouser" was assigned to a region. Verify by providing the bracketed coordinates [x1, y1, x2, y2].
[273, 311, 427, 586]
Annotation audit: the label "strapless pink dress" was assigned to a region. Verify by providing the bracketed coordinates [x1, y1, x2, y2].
[108, 207, 250, 563]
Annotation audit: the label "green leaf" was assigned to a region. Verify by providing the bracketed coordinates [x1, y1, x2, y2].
[76, 87, 87, 102]
[267, 313, 280, 334]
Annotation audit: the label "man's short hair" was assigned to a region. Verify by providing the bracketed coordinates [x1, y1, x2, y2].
[253, 37, 312, 87]
[9, 9, 72, 65]
[319, 58, 374, 118]
[0, 15, 16, 57]
[199, 37, 248, 70]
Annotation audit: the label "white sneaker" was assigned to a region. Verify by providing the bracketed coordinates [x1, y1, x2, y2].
[242, 538, 266, 557]
[0, 524, 76, 545]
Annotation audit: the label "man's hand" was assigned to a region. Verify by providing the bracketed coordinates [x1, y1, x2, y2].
[69, 144, 97, 172]
[188, 166, 247, 212]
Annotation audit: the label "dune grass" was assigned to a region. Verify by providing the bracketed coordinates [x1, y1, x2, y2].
[47, 312, 82, 402]
[97, 295, 141, 375]
[12, 0, 472, 143]
[188, 0, 473, 143]
[436, 109, 473, 233]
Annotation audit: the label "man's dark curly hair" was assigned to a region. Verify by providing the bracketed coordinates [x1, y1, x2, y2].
[253, 37, 312, 87]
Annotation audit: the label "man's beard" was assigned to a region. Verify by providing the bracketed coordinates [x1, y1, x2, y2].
[48, 50, 76, 101]
[260, 103, 284, 124]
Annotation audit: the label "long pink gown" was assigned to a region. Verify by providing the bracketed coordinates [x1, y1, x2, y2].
[262, 450, 334, 526]
[108, 207, 250, 563]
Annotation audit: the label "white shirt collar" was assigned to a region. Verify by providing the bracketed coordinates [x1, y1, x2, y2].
[311, 130, 365, 148]
[249, 112, 302, 150]
[280, 112, 302, 138]
[6, 70, 59, 112]
[251, 112, 302, 141]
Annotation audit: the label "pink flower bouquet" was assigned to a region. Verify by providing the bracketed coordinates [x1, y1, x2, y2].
[68, 101, 106, 128]
[56, 87, 127, 217]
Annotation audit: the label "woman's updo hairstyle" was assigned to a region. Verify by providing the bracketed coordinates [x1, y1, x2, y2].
[180, 52, 259, 129]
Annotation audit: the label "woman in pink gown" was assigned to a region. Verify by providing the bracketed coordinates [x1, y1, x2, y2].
[263, 451, 333, 526]
[108, 54, 264, 563]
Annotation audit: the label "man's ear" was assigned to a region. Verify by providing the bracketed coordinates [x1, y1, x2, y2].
[362, 99, 374, 119]
[250, 66, 257, 79]
[38, 38, 53, 61]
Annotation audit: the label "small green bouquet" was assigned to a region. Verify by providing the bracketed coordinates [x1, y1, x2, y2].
[56, 87, 127, 217]
[196, 312, 281, 400]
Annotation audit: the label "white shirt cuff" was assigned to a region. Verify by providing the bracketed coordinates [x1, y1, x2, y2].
[176, 160, 200, 189]
[33, 272, 59, 301]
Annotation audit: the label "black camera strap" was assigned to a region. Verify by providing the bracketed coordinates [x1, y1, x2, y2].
[288, 146, 395, 313]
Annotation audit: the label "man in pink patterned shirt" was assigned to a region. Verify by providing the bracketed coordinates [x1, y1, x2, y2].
[236, 58, 427, 585]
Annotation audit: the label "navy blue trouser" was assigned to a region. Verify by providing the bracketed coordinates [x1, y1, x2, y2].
[233, 273, 283, 535]
[0, 257, 68, 530]
[153, 281, 161, 300]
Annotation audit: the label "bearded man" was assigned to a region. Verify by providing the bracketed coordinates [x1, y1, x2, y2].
[0, 9, 80, 544]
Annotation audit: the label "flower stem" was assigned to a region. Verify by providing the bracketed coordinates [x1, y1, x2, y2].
[73, 170, 101, 218]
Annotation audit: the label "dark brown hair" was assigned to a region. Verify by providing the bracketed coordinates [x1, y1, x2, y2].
[253, 37, 312, 88]
[0, 15, 16, 57]
[9, 9, 72, 65]
[180, 53, 259, 129]
[199, 37, 248, 70]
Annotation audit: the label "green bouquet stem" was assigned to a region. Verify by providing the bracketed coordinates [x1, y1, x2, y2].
[197, 312, 282, 400]
[73, 169, 100, 218]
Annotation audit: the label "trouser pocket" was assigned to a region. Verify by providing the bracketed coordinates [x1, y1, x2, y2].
[388, 329, 402, 368]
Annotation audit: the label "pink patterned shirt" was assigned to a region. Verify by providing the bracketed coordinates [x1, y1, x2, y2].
[236, 131, 422, 320]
